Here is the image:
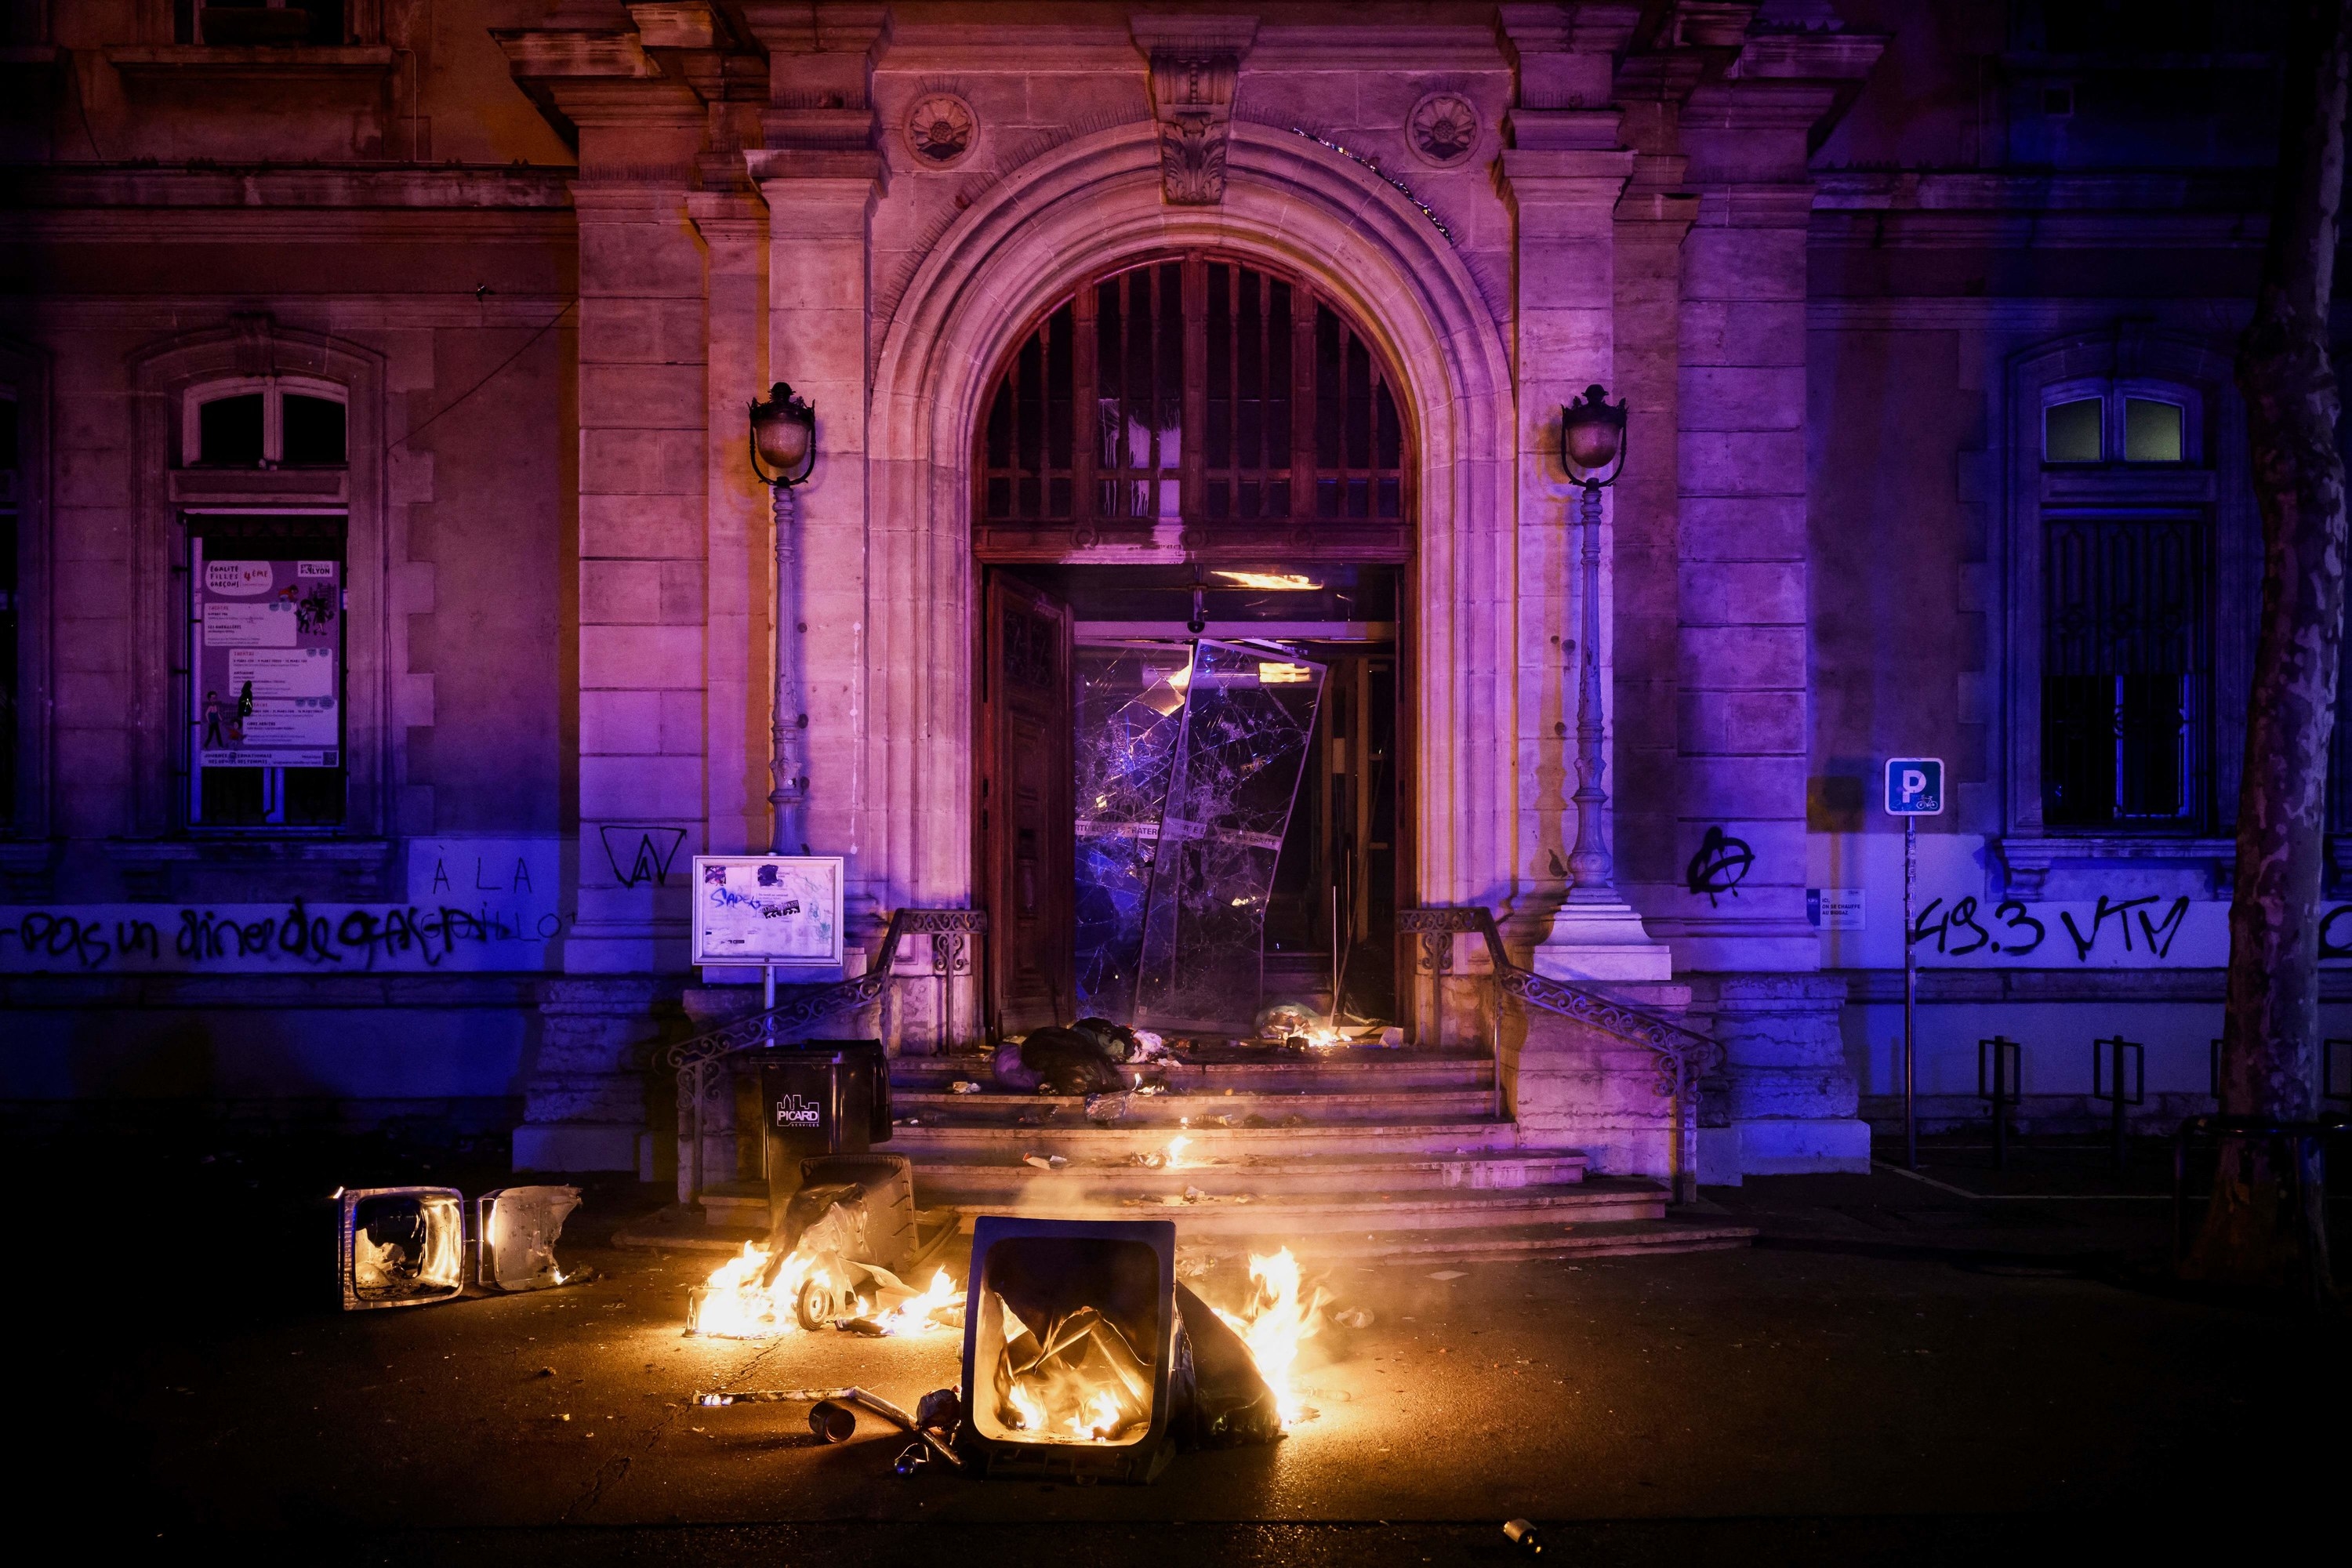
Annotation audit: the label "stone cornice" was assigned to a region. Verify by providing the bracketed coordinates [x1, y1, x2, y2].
[739, 2, 890, 56]
[492, 28, 662, 82]
[744, 147, 889, 198]
[1497, 2, 1642, 59]
[629, 2, 728, 50]
[685, 187, 771, 245]
[0, 209, 578, 246]
[104, 45, 397, 84]
[1509, 108, 1624, 152]
[0, 165, 575, 211]
[1130, 13, 1260, 56]
[1728, 30, 1890, 84]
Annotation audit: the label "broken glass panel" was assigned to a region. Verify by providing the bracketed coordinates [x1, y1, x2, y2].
[1134, 641, 1326, 1032]
[1072, 646, 1188, 1018]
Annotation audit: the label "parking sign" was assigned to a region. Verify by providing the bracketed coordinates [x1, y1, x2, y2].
[1884, 757, 1944, 816]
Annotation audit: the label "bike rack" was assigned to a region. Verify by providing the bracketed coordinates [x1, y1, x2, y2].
[1976, 1035, 2024, 1169]
[2089, 1036, 2145, 1172]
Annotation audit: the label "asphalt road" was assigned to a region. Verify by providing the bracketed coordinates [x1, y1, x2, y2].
[19, 1137, 2347, 1564]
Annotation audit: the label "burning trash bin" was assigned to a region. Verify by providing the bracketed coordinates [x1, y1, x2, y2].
[955, 1217, 1290, 1483]
[958, 1217, 1181, 1481]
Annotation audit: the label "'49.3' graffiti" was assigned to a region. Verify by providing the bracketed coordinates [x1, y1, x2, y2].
[1907, 895, 2352, 964]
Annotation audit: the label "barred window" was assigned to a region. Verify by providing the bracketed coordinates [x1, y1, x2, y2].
[2042, 515, 2211, 826]
[977, 252, 1406, 557]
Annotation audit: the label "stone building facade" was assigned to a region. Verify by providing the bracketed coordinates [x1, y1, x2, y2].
[2, 2, 2335, 1181]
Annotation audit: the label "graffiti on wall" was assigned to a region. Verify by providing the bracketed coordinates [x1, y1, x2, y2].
[0, 899, 567, 974]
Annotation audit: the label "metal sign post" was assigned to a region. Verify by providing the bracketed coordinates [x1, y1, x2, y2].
[1885, 758, 1945, 1171]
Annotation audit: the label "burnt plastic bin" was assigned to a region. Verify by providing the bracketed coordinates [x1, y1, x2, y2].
[754, 1040, 891, 1194]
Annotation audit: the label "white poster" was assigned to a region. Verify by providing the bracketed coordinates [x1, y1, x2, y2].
[689, 855, 844, 967]
[229, 646, 336, 699]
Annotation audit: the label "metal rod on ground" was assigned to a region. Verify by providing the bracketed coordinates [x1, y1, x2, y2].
[1904, 815, 1918, 1170]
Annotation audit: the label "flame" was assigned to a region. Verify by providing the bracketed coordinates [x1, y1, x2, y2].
[1073, 1386, 1124, 1439]
[868, 1267, 961, 1335]
[1212, 570, 1323, 591]
[1214, 1247, 1326, 1428]
[1007, 1381, 1046, 1432]
[1164, 1134, 1191, 1169]
[688, 1241, 826, 1338]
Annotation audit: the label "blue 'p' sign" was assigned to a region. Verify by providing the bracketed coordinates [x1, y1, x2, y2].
[1884, 757, 1945, 816]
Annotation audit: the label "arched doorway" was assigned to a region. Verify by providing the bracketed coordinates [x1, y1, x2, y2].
[974, 251, 1414, 1038]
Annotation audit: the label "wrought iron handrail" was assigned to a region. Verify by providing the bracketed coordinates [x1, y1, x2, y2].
[1402, 906, 1720, 1200]
[664, 908, 987, 1071]
[667, 908, 985, 1206]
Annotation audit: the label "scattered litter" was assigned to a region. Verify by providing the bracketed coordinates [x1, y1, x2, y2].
[1135, 1082, 1168, 1095]
[1022, 1153, 1069, 1171]
[1184, 1185, 1207, 1202]
[894, 1441, 931, 1475]
[808, 1400, 858, 1443]
[915, 1387, 963, 1434]
[536, 1367, 557, 1378]
[834, 1317, 888, 1338]
[1427, 1269, 1466, 1282]
[1084, 1092, 1131, 1123]
[1334, 1308, 1375, 1328]
[1280, 1113, 1307, 1127]
[949, 1080, 982, 1094]
[1504, 1519, 1545, 1557]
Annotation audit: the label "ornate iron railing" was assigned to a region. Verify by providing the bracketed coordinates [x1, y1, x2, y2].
[1399, 906, 1719, 1201]
[666, 908, 985, 1205]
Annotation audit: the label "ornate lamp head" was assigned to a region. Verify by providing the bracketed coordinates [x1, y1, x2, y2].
[1559, 384, 1628, 488]
[749, 382, 818, 488]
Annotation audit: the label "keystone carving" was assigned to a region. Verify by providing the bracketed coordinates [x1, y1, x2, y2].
[1134, 14, 1256, 205]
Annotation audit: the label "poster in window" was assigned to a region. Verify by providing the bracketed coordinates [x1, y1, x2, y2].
[194, 552, 340, 769]
[688, 855, 845, 967]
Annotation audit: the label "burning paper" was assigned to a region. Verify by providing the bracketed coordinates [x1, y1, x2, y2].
[993, 1304, 1156, 1445]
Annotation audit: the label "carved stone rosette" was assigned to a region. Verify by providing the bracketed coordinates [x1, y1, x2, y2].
[1135, 15, 1256, 205]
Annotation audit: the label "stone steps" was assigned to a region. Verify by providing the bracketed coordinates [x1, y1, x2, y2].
[1265, 1215, 1760, 1265]
[652, 1041, 1755, 1266]
[884, 1116, 1526, 1160]
[912, 1145, 1590, 1201]
[895, 1086, 1497, 1125]
[939, 1176, 1668, 1239]
[892, 1050, 1493, 1094]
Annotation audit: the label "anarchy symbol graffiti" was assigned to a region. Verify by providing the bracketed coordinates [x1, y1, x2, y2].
[1684, 825, 1754, 907]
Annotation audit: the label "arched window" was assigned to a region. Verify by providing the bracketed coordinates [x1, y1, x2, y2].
[183, 377, 348, 469]
[976, 254, 1408, 557]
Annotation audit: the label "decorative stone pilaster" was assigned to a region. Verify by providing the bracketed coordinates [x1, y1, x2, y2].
[1497, 9, 1671, 982]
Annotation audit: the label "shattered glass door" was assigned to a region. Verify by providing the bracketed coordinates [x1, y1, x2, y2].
[1071, 640, 1325, 1033]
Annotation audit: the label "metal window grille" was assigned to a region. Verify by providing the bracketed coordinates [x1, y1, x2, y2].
[2042, 514, 2212, 828]
[979, 254, 1403, 537]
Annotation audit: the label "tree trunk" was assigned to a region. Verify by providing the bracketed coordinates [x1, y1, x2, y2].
[2194, 0, 2352, 1298]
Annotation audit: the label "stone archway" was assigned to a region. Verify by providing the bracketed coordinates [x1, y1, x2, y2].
[856, 121, 1516, 921]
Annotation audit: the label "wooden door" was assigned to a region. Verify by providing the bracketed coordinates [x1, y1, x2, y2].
[980, 572, 1074, 1033]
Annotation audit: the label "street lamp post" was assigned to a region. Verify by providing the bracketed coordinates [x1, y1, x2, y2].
[749, 382, 818, 857]
[1559, 384, 1629, 900]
